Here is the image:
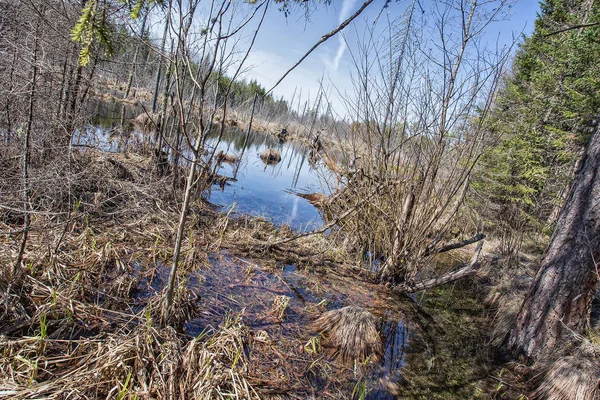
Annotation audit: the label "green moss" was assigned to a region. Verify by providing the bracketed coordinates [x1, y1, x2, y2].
[397, 285, 497, 399]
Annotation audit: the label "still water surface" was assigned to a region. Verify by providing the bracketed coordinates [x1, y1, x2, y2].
[76, 101, 327, 230]
[205, 129, 327, 230]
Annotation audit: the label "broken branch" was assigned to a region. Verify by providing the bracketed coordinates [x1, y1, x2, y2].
[424, 232, 486, 256]
[394, 240, 484, 293]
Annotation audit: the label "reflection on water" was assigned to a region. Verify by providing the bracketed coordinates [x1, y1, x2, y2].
[74, 100, 146, 152]
[205, 129, 327, 230]
[75, 101, 328, 231]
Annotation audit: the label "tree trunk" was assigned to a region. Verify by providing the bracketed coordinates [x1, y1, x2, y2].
[13, 25, 39, 277]
[506, 122, 600, 362]
[151, 5, 171, 114]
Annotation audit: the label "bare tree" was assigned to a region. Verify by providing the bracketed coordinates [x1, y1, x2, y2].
[330, 0, 514, 286]
[162, 0, 270, 318]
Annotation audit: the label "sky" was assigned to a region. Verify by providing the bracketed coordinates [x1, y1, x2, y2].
[235, 0, 541, 118]
[143, 0, 541, 119]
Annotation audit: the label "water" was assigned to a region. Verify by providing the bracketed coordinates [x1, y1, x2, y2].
[131, 250, 410, 398]
[75, 102, 328, 230]
[205, 129, 327, 230]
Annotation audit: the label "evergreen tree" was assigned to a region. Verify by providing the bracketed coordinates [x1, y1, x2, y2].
[475, 0, 600, 245]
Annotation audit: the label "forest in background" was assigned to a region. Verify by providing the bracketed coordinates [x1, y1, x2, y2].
[1, 0, 600, 398]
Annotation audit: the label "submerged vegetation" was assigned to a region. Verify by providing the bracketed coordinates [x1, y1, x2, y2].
[2, 0, 600, 398]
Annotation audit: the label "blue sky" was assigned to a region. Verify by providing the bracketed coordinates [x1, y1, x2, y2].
[237, 0, 541, 118]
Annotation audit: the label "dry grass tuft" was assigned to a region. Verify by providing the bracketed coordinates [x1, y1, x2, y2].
[260, 148, 281, 165]
[531, 355, 600, 400]
[272, 295, 290, 321]
[312, 306, 382, 364]
[216, 150, 240, 164]
[131, 112, 158, 134]
[0, 314, 259, 399]
[182, 315, 260, 399]
[294, 192, 329, 208]
[144, 284, 200, 329]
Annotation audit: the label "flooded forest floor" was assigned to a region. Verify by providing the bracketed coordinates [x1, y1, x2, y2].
[0, 119, 529, 399]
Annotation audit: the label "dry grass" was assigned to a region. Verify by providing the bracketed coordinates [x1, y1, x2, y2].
[216, 150, 240, 164]
[311, 306, 382, 364]
[531, 355, 600, 400]
[260, 148, 281, 165]
[0, 315, 259, 399]
[292, 192, 329, 208]
[272, 295, 290, 321]
[131, 112, 158, 134]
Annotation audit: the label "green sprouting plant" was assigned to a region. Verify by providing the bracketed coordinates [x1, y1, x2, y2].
[26, 261, 35, 275]
[194, 326, 210, 342]
[69, 272, 81, 293]
[231, 348, 242, 370]
[145, 308, 153, 329]
[152, 233, 162, 261]
[223, 312, 242, 329]
[39, 314, 48, 340]
[116, 370, 135, 400]
[351, 379, 368, 400]
[304, 335, 321, 354]
[74, 198, 82, 213]
[16, 355, 39, 386]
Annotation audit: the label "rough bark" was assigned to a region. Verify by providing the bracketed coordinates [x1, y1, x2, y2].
[506, 123, 600, 362]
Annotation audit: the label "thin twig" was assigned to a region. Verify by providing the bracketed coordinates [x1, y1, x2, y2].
[265, 0, 375, 96]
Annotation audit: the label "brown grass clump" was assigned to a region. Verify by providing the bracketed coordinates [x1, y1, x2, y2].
[216, 150, 240, 164]
[0, 317, 259, 399]
[260, 148, 281, 165]
[131, 112, 158, 134]
[531, 355, 600, 400]
[272, 295, 290, 321]
[182, 315, 260, 399]
[295, 192, 328, 208]
[312, 306, 382, 364]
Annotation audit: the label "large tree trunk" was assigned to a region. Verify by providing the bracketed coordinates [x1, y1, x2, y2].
[506, 123, 600, 362]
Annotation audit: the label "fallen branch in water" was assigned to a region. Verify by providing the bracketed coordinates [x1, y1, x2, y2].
[264, 182, 386, 249]
[393, 240, 484, 293]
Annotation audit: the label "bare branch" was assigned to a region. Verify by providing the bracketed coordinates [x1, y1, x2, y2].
[394, 240, 484, 293]
[265, 0, 375, 96]
[425, 232, 486, 256]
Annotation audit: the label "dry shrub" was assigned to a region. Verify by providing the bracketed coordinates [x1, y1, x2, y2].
[312, 305, 382, 364]
[531, 355, 600, 400]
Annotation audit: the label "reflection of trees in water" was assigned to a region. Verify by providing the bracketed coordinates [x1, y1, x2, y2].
[88, 100, 144, 128]
[206, 128, 278, 152]
[206, 128, 321, 187]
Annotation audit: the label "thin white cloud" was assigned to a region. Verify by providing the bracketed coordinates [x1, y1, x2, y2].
[324, 0, 357, 72]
